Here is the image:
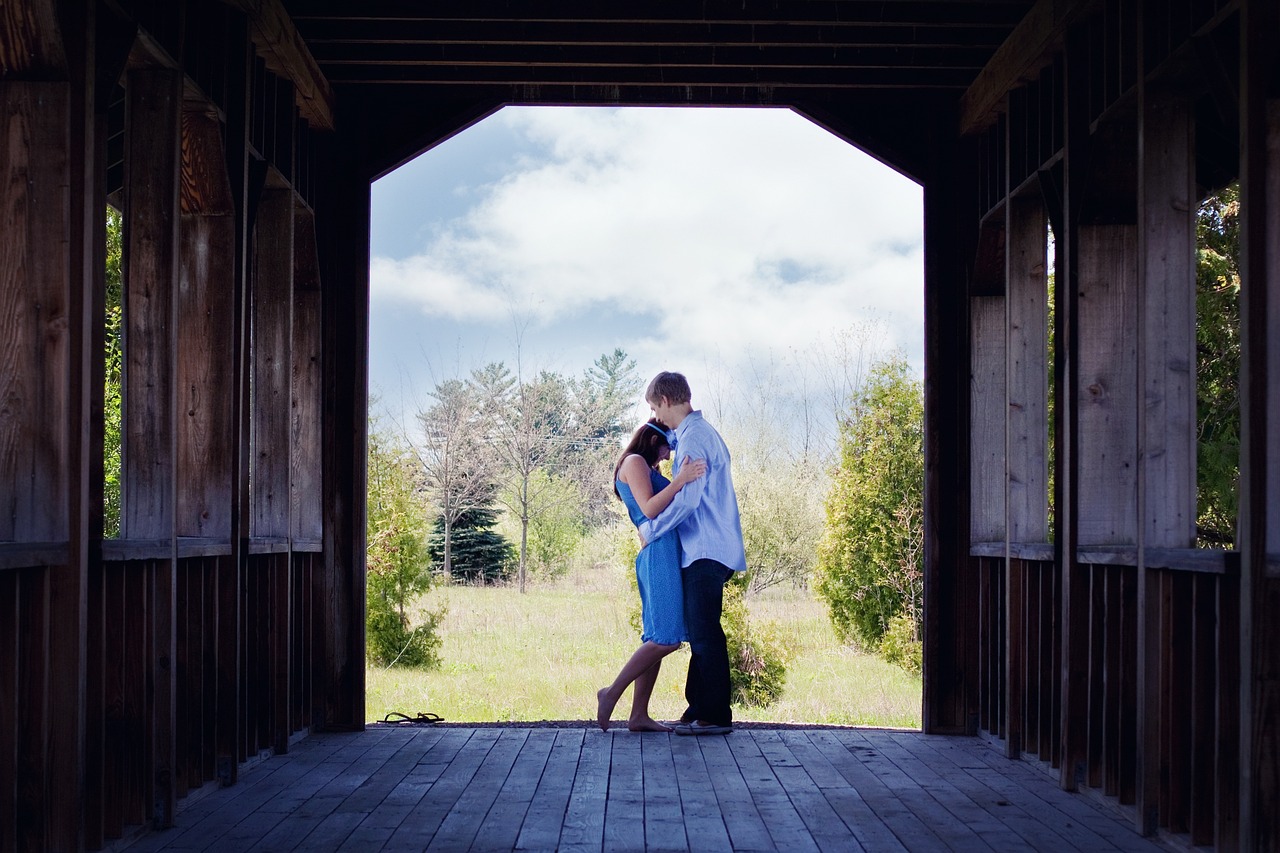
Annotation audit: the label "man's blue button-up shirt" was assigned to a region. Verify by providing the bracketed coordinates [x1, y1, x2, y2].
[638, 410, 747, 573]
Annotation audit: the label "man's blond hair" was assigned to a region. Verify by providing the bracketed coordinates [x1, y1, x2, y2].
[645, 371, 692, 405]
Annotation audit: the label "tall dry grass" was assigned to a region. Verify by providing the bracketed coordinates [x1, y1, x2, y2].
[366, 562, 922, 729]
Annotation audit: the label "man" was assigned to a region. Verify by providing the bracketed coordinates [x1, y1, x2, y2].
[638, 371, 746, 735]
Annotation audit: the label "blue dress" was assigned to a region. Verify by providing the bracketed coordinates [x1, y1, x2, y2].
[616, 468, 687, 645]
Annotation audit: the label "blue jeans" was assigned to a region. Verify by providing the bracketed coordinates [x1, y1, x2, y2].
[681, 559, 734, 727]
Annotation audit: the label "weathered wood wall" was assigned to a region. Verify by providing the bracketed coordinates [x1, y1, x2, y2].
[961, 0, 1277, 849]
[0, 2, 364, 850]
[3, 0, 1279, 851]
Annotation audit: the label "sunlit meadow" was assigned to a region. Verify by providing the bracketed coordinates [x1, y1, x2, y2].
[366, 563, 922, 729]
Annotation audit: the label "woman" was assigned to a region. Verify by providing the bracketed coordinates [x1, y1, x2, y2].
[596, 419, 706, 732]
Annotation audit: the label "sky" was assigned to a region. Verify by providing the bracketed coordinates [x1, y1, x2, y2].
[368, 106, 924, 439]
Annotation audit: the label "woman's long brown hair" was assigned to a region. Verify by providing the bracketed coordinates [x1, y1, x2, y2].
[612, 419, 671, 498]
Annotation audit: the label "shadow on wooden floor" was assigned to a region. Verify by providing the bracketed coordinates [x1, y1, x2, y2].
[118, 724, 1172, 852]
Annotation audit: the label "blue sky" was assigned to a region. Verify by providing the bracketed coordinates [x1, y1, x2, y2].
[368, 106, 924, 436]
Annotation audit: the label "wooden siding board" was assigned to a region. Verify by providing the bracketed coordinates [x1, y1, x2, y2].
[1139, 87, 1196, 550]
[16, 569, 50, 850]
[1006, 192, 1049, 546]
[0, 82, 71, 545]
[971, 295, 1006, 544]
[1189, 573, 1216, 845]
[291, 207, 323, 544]
[1076, 224, 1139, 546]
[177, 196, 236, 538]
[0, 571, 16, 853]
[251, 189, 294, 540]
[122, 68, 180, 542]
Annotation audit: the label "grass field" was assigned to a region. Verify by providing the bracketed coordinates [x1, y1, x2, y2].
[366, 563, 922, 729]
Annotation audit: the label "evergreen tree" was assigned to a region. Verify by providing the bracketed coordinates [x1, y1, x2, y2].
[814, 354, 924, 661]
[430, 501, 515, 583]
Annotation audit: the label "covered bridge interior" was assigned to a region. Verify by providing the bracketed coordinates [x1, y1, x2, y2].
[1, 0, 1278, 850]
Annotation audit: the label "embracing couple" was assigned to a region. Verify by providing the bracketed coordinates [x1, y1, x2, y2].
[596, 371, 746, 736]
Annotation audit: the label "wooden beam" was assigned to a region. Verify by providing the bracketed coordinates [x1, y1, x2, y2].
[1237, 0, 1280, 847]
[971, 294, 1006, 545]
[921, 111, 978, 735]
[0, 0, 66, 75]
[316, 134, 368, 730]
[1076, 223, 1138, 546]
[291, 207, 322, 545]
[0, 83, 70, 546]
[251, 189, 294, 540]
[178, 109, 236, 540]
[1006, 192, 1049, 545]
[219, 0, 335, 130]
[1138, 87, 1196, 551]
[123, 66, 181, 829]
[960, 0, 1100, 136]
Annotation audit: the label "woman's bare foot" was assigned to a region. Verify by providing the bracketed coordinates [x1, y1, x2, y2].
[627, 716, 673, 733]
[596, 687, 615, 731]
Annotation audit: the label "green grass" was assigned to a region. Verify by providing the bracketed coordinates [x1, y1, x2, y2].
[366, 563, 922, 729]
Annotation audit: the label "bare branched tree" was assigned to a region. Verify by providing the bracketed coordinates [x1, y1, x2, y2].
[413, 377, 500, 578]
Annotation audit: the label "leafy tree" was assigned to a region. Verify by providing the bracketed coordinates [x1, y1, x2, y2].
[569, 349, 642, 525]
[498, 467, 585, 579]
[366, 419, 443, 668]
[428, 501, 514, 584]
[814, 354, 924, 660]
[415, 377, 502, 578]
[104, 206, 123, 537]
[1195, 183, 1240, 548]
[482, 364, 578, 592]
[733, 448, 824, 594]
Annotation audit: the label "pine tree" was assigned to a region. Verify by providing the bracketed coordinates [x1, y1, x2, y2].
[429, 502, 515, 583]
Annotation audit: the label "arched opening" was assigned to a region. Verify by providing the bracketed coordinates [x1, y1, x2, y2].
[363, 105, 927, 727]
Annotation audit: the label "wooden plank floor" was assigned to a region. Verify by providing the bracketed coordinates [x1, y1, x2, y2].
[120, 726, 1172, 852]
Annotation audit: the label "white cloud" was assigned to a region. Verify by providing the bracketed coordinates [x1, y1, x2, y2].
[369, 105, 923, 426]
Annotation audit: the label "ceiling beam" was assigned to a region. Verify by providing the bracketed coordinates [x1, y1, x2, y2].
[285, 0, 1031, 27]
[221, 0, 335, 129]
[307, 43, 992, 71]
[294, 19, 1012, 49]
[318, 63, 977, 89]
[958, 0, 1099, 135]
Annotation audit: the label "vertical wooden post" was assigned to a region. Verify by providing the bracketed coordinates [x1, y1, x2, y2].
[292, 207, 323, 547]
[1006, 192, 1049, 758]
[56, 1, 100, 846]
[923, 109, 978, 735]
[972, 293, 1006, 550]
[1055, 21, 1088, 792]
[316, 134, 369, 731]
[122, 66, 180, 828]
[0, 77, 71, 850]
[1238, 1, 1280, 848]
[252, 188, 294, 753]
[177, 109, 236, 541]
[215, 7, 253, 788]
[1135, 82, 1197, 836]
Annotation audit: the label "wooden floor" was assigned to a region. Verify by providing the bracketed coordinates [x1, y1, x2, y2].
[120, 725, 1170, 852]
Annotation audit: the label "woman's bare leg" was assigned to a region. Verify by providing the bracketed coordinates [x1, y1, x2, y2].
[627, 660, 668, 731]
[596, 641, 678, 731]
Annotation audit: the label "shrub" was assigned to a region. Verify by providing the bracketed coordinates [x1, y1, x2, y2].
[815, 355, 924, 652]
[879, 613, 922, 674]
[367, 422, 445, 668]
[724, 579, 788, 708]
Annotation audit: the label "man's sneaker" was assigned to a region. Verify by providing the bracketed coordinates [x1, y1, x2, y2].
[673, 721, 733, 736]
